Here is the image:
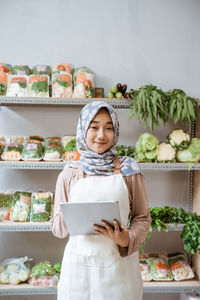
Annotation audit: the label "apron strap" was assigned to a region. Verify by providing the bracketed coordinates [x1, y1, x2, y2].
[114, 157, 121, 174]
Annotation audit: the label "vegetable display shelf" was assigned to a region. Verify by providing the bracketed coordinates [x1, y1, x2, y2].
[1, 161, 200, 170]
[0, 222, 184, 232]
[1, 281, 200, 296]
[0, 96, 131, 108]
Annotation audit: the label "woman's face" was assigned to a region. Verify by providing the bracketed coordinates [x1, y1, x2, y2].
[86, 108, 115, 154]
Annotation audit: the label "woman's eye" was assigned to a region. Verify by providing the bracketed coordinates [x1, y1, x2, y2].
[107, 127, 114, 131]
[91, 126, 97, 130]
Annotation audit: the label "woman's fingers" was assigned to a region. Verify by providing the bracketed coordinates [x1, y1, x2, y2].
[101, 220, 113, 232]
[114, 220, 120, 232]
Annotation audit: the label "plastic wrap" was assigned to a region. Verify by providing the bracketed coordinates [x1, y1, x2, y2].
[6, 75, 28, 97]
[30, 192, 52, 222]
[11, 191, 32, 222]
[52, 72, 72, 98]
[45, 137, 61, 143]
[28, 75, 49, 97]
[0, 256, 32, 284]
[149, 255, 173, 281]
[168, 253, 194, 281]
[31, 65, 51, 76]
[0, 71, 8, 96]
[12, 65, 31, 75]
[21, 140, 43, 161]
[7, 136, 25, 145]
[73, 67, 95, 98]
[52, 63, 71, 73]
[139, 259, 152, 281]
[28, 135, 44, 143]
[0, 192, 13, 222]
[28, 275, 58, 287]
[62, 136, 80, 161]
[0, 63, 12, 73]
[43, 141, 63, 161]
[1, 143, 23, 161]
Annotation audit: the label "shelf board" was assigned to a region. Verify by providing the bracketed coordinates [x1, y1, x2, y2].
[0, 222, 51, 232]
[0, 161, 200, 170]
[0, 97, 131, 108]
[0, 280, 200, 295]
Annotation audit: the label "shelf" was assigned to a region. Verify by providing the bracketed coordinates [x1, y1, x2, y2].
[0, 222, 51, 232]
[0, 97, 131, 108]
[0, 161, 200, 170]
[0, 280, 200, 295]
[0, 222, 184, 232]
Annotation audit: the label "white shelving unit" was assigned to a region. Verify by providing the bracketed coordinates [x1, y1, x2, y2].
[0, 98, 200, 296]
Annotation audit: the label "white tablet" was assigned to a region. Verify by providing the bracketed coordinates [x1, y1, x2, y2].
[60, 201, 121, 236]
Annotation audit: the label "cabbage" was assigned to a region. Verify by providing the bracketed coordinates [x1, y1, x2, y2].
[176, 149, 200, 163]
[188, 138, 200, 157]
[135, 133, 159, 162]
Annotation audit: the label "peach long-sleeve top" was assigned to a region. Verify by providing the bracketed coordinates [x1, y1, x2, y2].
[51, 165, 151, 257]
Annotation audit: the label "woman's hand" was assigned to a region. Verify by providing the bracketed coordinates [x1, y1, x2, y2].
[94, 220, 130, 248]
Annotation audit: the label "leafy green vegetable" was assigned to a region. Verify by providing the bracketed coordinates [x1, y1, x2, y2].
[86, 87, 95, 98]
[188, 138, 200, 157]
[11, 191, 32, 222]
[58, 81, 70, 87]
[12, 65, 31, 75]
[0, 193, 13, 208]
[53, 262, 61, 274]
[176, 149, 200, 163]
[31, 81, 48, 94]
[30, 193, 51, 222]
[31, 261, 55, 277]
[116, 145, 136, 158]
[0, 83, 6, 95]
[135, 133, 159, 162]
[18, 82, 27, 89]
[3, 144, 23, 153]
[22, 142, 43, 160]
[64, 139, 77, 152]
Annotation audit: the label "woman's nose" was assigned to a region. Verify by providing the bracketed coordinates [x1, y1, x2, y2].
[97, 128, 105, 138]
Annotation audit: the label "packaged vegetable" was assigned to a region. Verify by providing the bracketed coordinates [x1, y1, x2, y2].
[43, 141, 63, 161]
[45, 136, 62, 143]
[52, 63, 71, 73]
[0, 192, 13, 221]
[73, 67, 95, 98]
[0, 63, 12, 73]
[6, 75, 28, 97]
[1, 143, 23, 161]
[52, 72, 73, 98]
[7, 136, 25, 145]
[31, 65, 51, 76]
[12, 64, 31, 75]
[11, 191, 32, 222]
[21, 140, 43, 161]
[149, 255, 173, 281]
[30, 261, 56, 277]
[168, 253, 194, 281]
[62, 137, 80, 161]
[0, 256, 32, 284]
[28, 75, 49, 97]
[0, 71, 8, 96]
[28, 135, 44, 142]
[139, 259, 152, 281]
[28, 275, 58, 287]
[30, 192, 52, 222]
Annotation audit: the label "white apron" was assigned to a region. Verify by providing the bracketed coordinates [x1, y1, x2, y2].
[58, 165, 143, 300]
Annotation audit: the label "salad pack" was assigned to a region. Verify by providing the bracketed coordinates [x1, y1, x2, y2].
[0, 192, 13, 222]
[0, 71, 7, 96]
[6, 75, 28, 97]
[52, 72, 73, 98]
[28, 135, 44, 143]
[62, 136, 80, 161]
[1, 143, 23, 161]
[73, 67, 95, 98]
[22, 140, 43, 161]
[0, 256, 32, 284]
[43, 140, 63, 161]
[52, 63, 71, 73]
[30, 192, 52, 222]
[28, 75, 49, 97]
[0, 62, 12, 73]
[12, 65, 31, 75]
[11, 191, 32, 222]
[148, 255, 173, 281]
[168, 253, 194, 281]
[32, 65, 51, 76]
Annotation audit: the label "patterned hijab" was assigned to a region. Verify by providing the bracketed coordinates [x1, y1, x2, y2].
[66, 101, 141, 176]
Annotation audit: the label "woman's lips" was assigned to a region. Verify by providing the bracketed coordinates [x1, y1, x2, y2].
[95, 142, 105, 145]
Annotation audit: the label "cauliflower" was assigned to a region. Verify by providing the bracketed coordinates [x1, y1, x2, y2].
[157, 143, 176, 162]
[167, 129, 190, 149]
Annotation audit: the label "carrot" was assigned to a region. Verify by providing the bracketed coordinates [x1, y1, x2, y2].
[6, 208, 11, 220]
[58, 74, 71, 83]
[0, 71, 7, 84]
[29, 75, 48, 84]
[62, 63, 71, 73]
[10, 77, 26, 83]
[85, 80, 91, 88]
[0, 64, 8, 72]
[57, 64, 65, 71]
[76, 72, 86, 83]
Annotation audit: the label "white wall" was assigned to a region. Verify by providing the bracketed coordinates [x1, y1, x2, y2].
[0, 1, 199, 299]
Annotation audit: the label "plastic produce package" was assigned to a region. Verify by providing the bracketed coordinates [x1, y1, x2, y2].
[30, 261, 56, 277]
[0, 141, 4, 155]
[43, 140, 63, 161]
[6, 75, 28, 97]
[28, 75, 49, 97]
[7, 136, 25, 145]
[0, 192, 13, 221]
[62, 136, 80, 161]
[168, 253, 194, 281]
[21, 140, 43, 161]
[28, 275, 58, 287]
[0, 256, 32, 284]
[52, 72, 73, 98]
[12, 64, 31, 75]
[0, 63, 12, 73]
[11, 191, 32, 222]
[1, 143, 23, 161]
[139, 259, 152, 281]
[32, 65, 51, 76]
[30, 192, 52, 222]
[52, 63, 71, 73]
[73, 67, 95, 98]
[0, 71, 8, 96]
[29, 261, 61, 286]
[28, 135, 44, 143]
[149, 255, 173, 281]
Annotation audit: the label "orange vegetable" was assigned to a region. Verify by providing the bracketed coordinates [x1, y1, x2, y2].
[0, 71, 7, 84]
[6, 208, 11, 220]
[171, 262, 182, 270]
[58, 74, 71, 83]
[0, 64, 8, 73]
[76, 72, 86, 83]
[57, 65, 65, 71]
[85, 80, 91, 88]
[29, 75, 48, 84]
[156, 263, 168, 269]
[10, 77, 26, 83]
[64, 150, 80, 161]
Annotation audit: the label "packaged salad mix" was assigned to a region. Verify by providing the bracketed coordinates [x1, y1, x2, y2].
[73, 67, 95, 98]
[1, 143, 23, 161]
[168, 253, 194, 281]
[21, 139, 43, 161]
[62, 136, 80, 161]
[52, 72, 73, 98]
[0, 192, 13, 222]
[6, 75, 28, 97]
[12, 64, 31, 75]
[32, 65, 51, 76]
[149, 254, 173, 281]
[11, 191, 32, 222]
[0, 71, 8, 96]
[30, 192, 52, 222]
[28, 75, 49, 97]
[43, 140, 63, 161]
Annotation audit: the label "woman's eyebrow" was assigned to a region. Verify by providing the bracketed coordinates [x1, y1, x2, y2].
[90, 121, 113, 125]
